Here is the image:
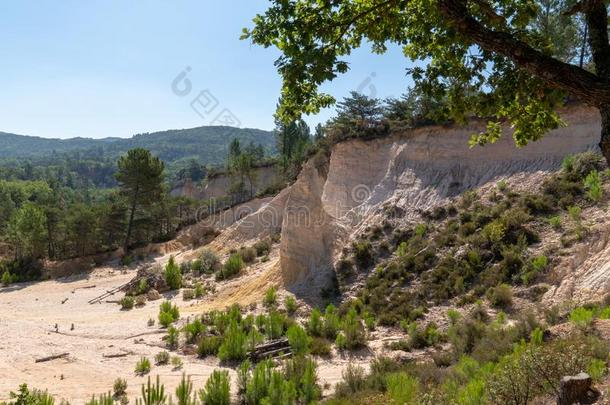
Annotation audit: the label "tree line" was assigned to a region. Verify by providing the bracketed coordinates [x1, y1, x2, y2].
[0, 148, 207, 281]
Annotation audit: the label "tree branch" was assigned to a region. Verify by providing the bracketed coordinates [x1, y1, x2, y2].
[438, 0, 610, 106]
[584, 0, 610, 78]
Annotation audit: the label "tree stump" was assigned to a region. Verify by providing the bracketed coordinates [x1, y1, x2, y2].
[557, 372, 594, 405]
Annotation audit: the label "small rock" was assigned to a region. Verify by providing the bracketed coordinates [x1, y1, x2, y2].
[147, 289, 161, 300]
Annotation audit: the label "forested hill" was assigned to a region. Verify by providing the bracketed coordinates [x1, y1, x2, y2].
[0, 126, 275, 165]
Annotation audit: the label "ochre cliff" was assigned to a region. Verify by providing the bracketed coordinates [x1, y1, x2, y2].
[208, 106, 609, 302]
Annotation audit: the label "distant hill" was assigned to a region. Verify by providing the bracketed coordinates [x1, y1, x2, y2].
[0, 126, 276, 166]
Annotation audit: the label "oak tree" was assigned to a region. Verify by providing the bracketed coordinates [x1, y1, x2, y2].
[244, 0, 610, 163]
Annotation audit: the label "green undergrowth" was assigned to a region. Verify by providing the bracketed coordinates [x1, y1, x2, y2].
[335, 152, 608, 326]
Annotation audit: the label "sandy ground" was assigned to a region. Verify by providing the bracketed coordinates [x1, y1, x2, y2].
[0, 260, 373, 403]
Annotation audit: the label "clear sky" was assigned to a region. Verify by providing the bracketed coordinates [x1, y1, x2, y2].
[0, 1, 414, 139]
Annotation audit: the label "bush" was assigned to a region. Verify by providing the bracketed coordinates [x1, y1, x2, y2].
[164, 256, 182, 290]
[200, 370, 231, 405]
[253, 239, 272, 256]
[310, 337, 332, 356]
[584, 169, 603, 201]
[184, 318, 206, 344]
[135, 357, 151, 375]
[119, 296, 135, 310]
[198, 335, 222, 357]
[287, 325, 310, 355]
[548, 215, 562, 230]
[486, 284, 512, 308]
[240, 247, 257, 263]
[155, 351, 170, 365]
[166, 326, 179, 349]
[263, 286, 277, 308]
[159, 301, 180, 327]
[190, 259, 203, 274]
[352, 241, 373, 268]
[218, 321, 247, 362]
[113, 378, 127, 398]
[135, 295, 146, 307]
[171, 356, 183, 370]
[568, 205, 582, 222]
[182, 289, 195, 300]
[199, 249, 221, 274]
[342, 308, 366, 350]
[588, 358, 607, 380]
[1, 270, 11, 286]
[323, 304, 341, 339]
[569, 307, 594, 330]
[335, 363, 367, 397]
[284, 296, 297, 315]
[217, 254, 244, 280]
[194, 283, 205, 298]
[387, 372, 419, 405]
[307, 308, 323, 337]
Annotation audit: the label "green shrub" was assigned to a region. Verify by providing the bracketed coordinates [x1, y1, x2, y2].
[176, 373, 195, 405]
[486, 284, 513, 308]
[164, 256, 182, 290]
[253, 239, 272, 256]
[287, 325, 310, 355]
[323, 304, 341, 339]
[119, 296, 135, 310]
[171, 356, 183, 370]
[310, 337, 332, 356]
[217, 254, 244, 280]
[166, 326, 179, 349]
[584, 169, 603, 201]
[155, 351, 170, 365]
[86, 392, 114, 405]
[135, 357, 151, 375]
[113, 378, 127, 398]
[414, 223, 428, 237]
[569, 307, 594, 330]
[387, 372, 419, 405]
[139, 375, 166, 404]
[342, 308, 366, 350]
[199, 370, 230, 405]
[568, 205, 582, 222]
[548, 215, 562, 230]
[352, 241, 373, 268]
[194, 283, 205, 298]
[335, 332, 347, 350]
[199, 249, 221, 274]
[240, 246, 257, 263]
[1, 270, 12, 286]
[184, 318, 206, 344]
[284, 295, 297, 315]
[335, 363, 366, 397]
[182, 289, 195, 300]
[197, 335, 222, 358]
[190, 259, 203, 274]
[263, 286, 277, 308]
[218, 321, 247, 362]
[307, 308, 323, 337]
[588, 358, 607, 381]
[265, 311, 285, 340]
[159, 301, 179, 327]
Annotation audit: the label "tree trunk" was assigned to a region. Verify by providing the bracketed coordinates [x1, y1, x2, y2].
[124, 187, 139, 252]
[599, 105, 610, 165]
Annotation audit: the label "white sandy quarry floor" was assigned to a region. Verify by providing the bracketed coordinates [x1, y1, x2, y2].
[0, 265, 374, 403]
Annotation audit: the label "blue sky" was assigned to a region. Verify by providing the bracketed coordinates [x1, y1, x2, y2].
[0, 1, 414, 139]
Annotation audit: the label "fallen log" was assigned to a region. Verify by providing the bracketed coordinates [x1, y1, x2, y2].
[35, 352, 69, 363]
[103, 351, 133, 358]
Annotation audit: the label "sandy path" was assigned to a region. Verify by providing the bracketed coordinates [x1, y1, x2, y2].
[0, 264, 371, 403]
[0, 267, 235, 403]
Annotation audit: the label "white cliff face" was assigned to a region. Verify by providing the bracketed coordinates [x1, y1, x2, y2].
[278, 106, 600, 295]
[212, 106, 609, 302]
